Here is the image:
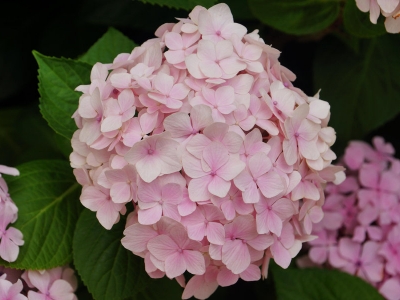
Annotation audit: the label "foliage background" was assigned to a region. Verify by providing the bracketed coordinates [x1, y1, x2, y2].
[0, 0, 398, 299]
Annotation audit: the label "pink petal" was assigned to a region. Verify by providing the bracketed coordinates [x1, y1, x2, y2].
[49, 279, 74, 299]
[188, 176, 212, 201]
[203, 142, 229, 170]
[273, 198, 295, 220]
[247, 234, 274, 251]
[136, 155, 162, 183]
[191, 105, 214, 131]
[200, 61, 222, 78]
[164, 113, 192, 138]
[122, 224, 157, 253]
[187, 223, 207, 241]
[283, 138, 298, 165]
[234, 170, 254, 191]
[170, 83, 190, 100]
[96, 201, 120, 229]
[138, 206, 162, 225]
[165, 32, 183, 50]
[380, 278, 400, 300]
[217, 268, 238, 287]
[309, 247, 328, 264]
[183, 250, 206, 275]
[362, 260, 384, 282]
[0, 234, 20, 263]
[26, 271, 51, 294]
[110, 182, 131, 203]
[248, 152, 272, 178]
[147, 234, 178, 261]
[271, 241, 291, 269]
[222, 240, 251, 274]
[185, 54, 204, 79]
[240, 264, 261, 282]
[256, 210, 270, 234]
[243, 182, 260, 204]
[206, 222, 225, 245]
[267, 211, 283, 236]
[338, 238, 360, 262]
[257, 171, 285, 198]
[221, 201, 236, 220]
[216, 156, 246, 181]
[208, 176, 231, 198]
[165, 252, 186, 278]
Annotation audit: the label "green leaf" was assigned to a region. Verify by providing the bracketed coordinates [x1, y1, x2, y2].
[73, 209, 149, 300]
[79, 27, 137, 65]
[343, 0, 386, 38]
[272, 266, 383, 300]
[248, 0, 340, 35]
[139, 0, 216, 10]
[0, 160, 82, 269]
[33, 51, 91, 140]
[314, 35, 400, 150]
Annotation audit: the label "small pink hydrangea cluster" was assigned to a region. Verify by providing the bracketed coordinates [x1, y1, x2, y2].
[70, 3, 343, 298]
[356, 0, 400, 33]
[304, 137, 400, 300]
[0, 165, 23, 263]
[0, 265, 78, 300]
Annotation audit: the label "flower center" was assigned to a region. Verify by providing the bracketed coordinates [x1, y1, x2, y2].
[148, 149, 154, 155]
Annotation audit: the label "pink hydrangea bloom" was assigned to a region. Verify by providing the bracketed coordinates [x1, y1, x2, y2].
[0, 165, 23, 263]
[0, 265, 78, 300]
[303, 137, 400, 300]
[0, 275, 26, 300]
[355, 0, 400, 33]
[22, 266, 78, 300]
[70, 3, 341, 298]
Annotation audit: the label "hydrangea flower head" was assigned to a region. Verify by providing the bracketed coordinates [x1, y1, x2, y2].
[303, 137, 400, 300]
[0, 165, 23, 263]
[356, 0, 400, 33]
[0, 265, 78, 300]
[70, 3, 342, 298]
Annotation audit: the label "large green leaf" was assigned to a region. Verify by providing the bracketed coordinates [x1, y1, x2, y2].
[0, 160, 82, 270]
[272, 266, 383, 300]
[73, 210, 149, 300]
[33, 51, 91, 140]
[79, 27, 137, 65]
[139, 0, 216, 10]
[248, 0, 340, 35]
[343, 0, 386, 38]
[314, 35, 400, 149]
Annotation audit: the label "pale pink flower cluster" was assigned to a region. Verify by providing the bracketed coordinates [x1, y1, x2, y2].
[0, 265, 77, 300]
[303, 137, 400, 300]
[356, 0, 400, 33]
[0, 165, 23, 263]
[70, 3, 342, 298]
